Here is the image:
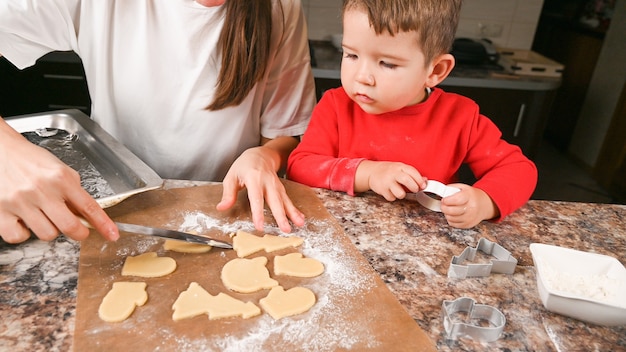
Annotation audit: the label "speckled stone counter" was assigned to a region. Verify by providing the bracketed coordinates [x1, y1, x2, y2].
[1, 180, 625, 351]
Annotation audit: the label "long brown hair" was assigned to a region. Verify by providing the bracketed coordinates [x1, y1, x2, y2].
[207, 0, 274, 111]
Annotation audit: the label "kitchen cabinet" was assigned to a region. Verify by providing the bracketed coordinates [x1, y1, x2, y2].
[437, 85, 556, 159]
[531, 12, 605, 151]
[0, 57, 44, 117]
[0, 51, 90, 117]
[594, 80, 626, 203]
[313, 76, 341, 101]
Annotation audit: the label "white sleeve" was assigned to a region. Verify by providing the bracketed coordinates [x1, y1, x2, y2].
[0, 0, 80, 69]
[260, 0, 316, 138]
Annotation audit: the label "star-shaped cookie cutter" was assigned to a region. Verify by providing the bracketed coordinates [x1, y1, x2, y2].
[447, 238, 517, 278]
[442, 297, 506, 342]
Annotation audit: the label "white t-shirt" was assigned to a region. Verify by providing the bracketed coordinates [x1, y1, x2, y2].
[0, 0, 315, 181]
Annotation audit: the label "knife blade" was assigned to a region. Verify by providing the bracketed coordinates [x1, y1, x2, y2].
[79, 216, 233, 249]
[114, 222, 233, 249]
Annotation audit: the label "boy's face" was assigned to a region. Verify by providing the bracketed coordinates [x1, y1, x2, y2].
[340, 8, 431, 115]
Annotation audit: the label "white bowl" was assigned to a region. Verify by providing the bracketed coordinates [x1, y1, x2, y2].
[529, 243, 626, 326]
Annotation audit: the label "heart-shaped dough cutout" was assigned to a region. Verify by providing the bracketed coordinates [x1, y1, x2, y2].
[274, 253, 324, 278]
[172, 282, 260, 321]
[98, 282, 148, 322]
[221, 257, 278, 293]
[259, 286, 316, 320]
[121, 252, 177, 278]
[231, 230, 304, 257]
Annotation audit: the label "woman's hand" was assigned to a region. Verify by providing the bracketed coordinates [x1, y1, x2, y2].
[0, 120, 119, 243]
[440, 184, 499, 228]
[217, 136, 304, 233]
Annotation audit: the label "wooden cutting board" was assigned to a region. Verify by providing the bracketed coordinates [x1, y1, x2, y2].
[74, 180, 435, 351]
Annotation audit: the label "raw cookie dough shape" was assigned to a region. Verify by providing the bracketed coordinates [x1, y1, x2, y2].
[231, 230, 304, 257]
[121, 252, 177, 278]
[172, 282, 261, 321]
[221, 256, 278, 293]
[274, 253, 325, 278]
[98, 282, 148, 322]
[163, 239, 212, 254]
[259, 286, 316, 320]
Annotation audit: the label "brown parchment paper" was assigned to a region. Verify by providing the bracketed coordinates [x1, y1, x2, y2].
[74, 180, 435, 351]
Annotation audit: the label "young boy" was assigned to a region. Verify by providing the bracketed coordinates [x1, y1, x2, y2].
[287, 0, 537, 228]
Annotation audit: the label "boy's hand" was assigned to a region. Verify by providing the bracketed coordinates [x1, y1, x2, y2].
[439, 184, 499, 228]
[355, 160, 427, 201]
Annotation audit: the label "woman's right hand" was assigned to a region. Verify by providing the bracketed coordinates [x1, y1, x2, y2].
[0, 119, 119, 243]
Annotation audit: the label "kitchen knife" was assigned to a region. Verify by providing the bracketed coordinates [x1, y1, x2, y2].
[79, 217, 232, 249]
[114, 222, 233, 249]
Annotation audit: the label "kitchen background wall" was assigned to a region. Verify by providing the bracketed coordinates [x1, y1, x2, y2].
[301, 0, 545, 50]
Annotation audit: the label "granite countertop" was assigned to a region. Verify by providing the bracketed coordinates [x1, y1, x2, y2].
[1, 180, 625, 351]
[311, 41, 562, 91]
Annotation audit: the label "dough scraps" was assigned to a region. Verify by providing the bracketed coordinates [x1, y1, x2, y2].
[259, 286, 316, 320]
[231, 230, 304, 257]
[121, 252, 177, 278]
[221, 256, 278, 293]
[172, 282, 261, 321]
[274, 252, 325, 278]
[163, 239, 212, 254]
[98, 282, 148, 322]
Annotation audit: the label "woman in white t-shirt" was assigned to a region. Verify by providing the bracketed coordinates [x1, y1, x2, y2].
[0, 0, 316, 243]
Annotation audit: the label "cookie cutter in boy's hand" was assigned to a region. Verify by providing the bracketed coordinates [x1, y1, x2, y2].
[442, 297, 506, 342]
[412, 180, 460, 212]
[448, 238, 518, 278]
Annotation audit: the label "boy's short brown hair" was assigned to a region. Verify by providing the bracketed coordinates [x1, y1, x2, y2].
[342, 0, 462, 64]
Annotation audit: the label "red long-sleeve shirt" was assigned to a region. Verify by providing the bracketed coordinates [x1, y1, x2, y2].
[287, 87, 537, 220]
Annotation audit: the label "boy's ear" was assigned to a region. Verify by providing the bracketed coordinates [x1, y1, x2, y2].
[426, 53, 455, 87]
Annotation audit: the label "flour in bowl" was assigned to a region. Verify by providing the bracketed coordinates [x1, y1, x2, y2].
[540, 264, 626, 307]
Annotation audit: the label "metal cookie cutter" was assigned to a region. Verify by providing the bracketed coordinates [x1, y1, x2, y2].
[414, 180, 460, 212]
[448, 238, 518, 278]
[442, 297, 506, 342]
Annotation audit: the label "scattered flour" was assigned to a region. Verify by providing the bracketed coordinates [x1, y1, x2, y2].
[160, 212, 380, 351]
[176, 211, 256, 235]
[110, 237, 160, 257]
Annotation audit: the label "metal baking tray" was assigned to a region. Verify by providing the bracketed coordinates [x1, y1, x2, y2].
[5, 109, 163, 208]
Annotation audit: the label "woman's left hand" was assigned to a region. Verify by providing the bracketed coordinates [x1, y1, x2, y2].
[217, 138, 305, 233]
